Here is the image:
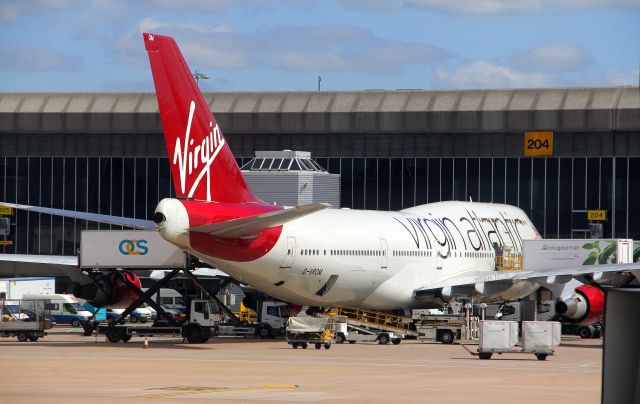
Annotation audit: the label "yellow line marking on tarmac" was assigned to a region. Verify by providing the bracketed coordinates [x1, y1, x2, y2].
[140, 384, 299, 399]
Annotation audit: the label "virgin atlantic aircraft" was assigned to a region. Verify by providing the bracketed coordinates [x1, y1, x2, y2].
[2, 33, 638, 327]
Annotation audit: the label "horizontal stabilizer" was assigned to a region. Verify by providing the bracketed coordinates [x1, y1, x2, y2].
[0, 254, 78, 266]
[190, 203, 328, 238]
[0, 202, 155, 230]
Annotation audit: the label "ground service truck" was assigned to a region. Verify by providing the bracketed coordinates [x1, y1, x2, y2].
[100, 298, 221, 344]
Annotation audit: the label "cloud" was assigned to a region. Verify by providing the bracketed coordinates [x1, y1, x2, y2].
[137, 17, 234, 34]
[262, 25, 454, 74]
[0, 0, 72, 23]
[337, 0, 401, 12]
[511, 42, 596, 72]
[434, 60, 556, 88]
[604, 68, 639, 86]
[103, 79, 154, 92]
[406, 0, 540, 15]
[405, 0, 640, 15]
[114, 21, 454, 75]
[0, 43, 82, 72]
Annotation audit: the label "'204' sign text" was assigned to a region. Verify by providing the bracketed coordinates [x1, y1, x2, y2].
[524, 131, 553, 157]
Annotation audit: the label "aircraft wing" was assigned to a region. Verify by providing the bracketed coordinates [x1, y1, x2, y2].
[190, 203, 328, 238]
[0, 254, 78, 266]
[415, 263, 640, 299]
[0, 202, 155, 230]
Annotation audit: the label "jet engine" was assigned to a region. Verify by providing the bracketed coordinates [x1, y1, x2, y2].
[73, 270, 141, 308]
[555, 285, 604, 325]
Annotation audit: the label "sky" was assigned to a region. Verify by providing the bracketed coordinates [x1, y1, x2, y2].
[1, 0, 639, 92]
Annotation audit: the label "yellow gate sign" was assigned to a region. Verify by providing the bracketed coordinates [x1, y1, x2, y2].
[524, 131, 553, 157]
[0, 206, 13, 215]
[588, 210, 607, 221]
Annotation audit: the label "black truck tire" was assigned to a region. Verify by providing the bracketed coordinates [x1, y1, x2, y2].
[378, 333, 390, 345]
[185, 325, 205, 344]
[478, 352, 492, 360]
[440, 330, 454, 344]
[71, 318, 82, 328]
[336, 333, 346, 344]
[257, 325, 273, 339]
[106, 328, 122, 343]
[17, 332, 29, 342]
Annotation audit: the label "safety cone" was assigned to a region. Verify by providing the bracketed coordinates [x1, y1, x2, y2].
[143, 338, 149, 349]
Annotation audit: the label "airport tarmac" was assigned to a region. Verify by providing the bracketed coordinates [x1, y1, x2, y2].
[0, 329, 602, 404]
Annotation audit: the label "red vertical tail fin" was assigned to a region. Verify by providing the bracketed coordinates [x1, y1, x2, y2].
[143, 33, 259, 204]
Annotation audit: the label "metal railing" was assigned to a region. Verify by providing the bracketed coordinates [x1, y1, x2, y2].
[495, 254, 523, 271]
[332, 305, 411, 331]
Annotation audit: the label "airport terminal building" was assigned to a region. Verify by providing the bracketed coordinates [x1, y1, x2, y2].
[1, 87, 639, 257]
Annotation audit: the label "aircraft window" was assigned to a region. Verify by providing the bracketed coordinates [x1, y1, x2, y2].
[324, 250, 326, 255]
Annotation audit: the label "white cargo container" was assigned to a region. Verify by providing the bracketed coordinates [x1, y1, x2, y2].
[0, 277, 55, 300]
[465, 320, 560, 360]
[479, 320, 518, 351]
[522, 239, 633, 271]
[522, 321, 561, 351]
[80, 230, 186, 268]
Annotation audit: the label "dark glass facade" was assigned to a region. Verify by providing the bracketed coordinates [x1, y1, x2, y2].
[2, 155, 640, 255]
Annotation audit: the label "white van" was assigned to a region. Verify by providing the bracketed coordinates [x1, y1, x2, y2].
[22, 294, 93, 327]
[142, 288, 186, 313]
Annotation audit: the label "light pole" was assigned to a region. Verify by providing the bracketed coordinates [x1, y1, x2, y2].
[193, 70, 209, 86]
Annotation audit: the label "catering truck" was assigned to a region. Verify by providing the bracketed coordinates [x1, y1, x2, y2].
[100, 298, 221, 344]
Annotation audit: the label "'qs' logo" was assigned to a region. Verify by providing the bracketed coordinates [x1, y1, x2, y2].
[118, 239, 149, 256]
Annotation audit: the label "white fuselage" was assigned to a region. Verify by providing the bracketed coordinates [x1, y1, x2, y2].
[159, 200, 539, 310]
